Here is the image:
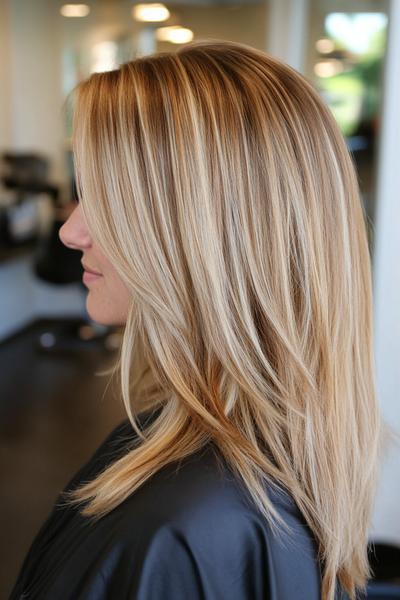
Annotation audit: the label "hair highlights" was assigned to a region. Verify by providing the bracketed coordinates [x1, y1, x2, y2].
[64, 40, 382, 600]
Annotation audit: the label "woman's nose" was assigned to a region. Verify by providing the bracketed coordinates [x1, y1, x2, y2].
[58, 204, 92, 251]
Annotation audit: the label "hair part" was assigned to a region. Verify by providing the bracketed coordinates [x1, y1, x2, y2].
[63, 40, 382, 600]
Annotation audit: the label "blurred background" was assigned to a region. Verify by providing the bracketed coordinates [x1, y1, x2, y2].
[0, 0, 399, 598]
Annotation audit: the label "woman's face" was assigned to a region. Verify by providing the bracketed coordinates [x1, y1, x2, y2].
[58, 203, 131, 326]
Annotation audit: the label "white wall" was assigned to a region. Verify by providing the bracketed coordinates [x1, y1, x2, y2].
[4, 0, 66, 183]
[266, 0, 309, 72]
[0, 0, 12, 148]
[370, 0, 400, 544]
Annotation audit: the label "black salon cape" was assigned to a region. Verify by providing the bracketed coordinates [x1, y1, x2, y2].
[10, 407, 327, 600]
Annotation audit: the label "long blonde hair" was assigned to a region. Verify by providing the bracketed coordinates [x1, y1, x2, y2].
[64, 40, 382, 600]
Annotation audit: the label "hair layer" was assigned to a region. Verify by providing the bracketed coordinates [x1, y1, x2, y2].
[65, 40, 382, 600]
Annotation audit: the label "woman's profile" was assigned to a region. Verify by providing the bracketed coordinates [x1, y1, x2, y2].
[10, 40, 382, 600]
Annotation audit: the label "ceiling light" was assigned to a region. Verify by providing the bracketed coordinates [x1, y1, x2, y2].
[315, 38, 335, 54]
[132, 3, 170, 22]
[314, 59, 344, 78]
[155, 26, 193, 44]
[60, 4, 90, 17]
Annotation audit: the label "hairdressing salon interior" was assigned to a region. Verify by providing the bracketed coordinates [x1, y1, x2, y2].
[0, 0, 399, 598]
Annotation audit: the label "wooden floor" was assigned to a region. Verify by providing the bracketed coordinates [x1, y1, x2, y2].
[0, 318, 126, 599]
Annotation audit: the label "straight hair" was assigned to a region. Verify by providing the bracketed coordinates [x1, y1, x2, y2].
[63, 40, 383, 600]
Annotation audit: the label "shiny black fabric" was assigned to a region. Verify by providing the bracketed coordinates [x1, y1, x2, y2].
[10, 407, 341, 599]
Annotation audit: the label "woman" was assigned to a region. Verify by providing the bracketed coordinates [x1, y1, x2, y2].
[10, 40, 381, 600]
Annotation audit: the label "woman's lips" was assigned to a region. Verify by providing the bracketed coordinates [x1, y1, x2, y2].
[81, 261, 102, 282]
[83, 270, 103, 284]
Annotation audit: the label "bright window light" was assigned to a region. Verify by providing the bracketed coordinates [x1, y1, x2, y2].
[325, 13, 388, 54]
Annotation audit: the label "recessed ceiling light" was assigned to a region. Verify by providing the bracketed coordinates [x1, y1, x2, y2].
[156, 26, 193, 44]
[315, 38, 335, 54]
[132, 3, 170, 23]
[60, 4, 90, 17]
[314, 59, 344, 78]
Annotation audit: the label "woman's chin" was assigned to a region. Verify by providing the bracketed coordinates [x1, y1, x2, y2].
[86, 298, 127, 327]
